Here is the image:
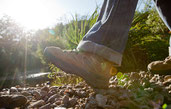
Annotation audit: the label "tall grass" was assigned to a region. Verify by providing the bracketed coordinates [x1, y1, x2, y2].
[64, 8, 99, 49]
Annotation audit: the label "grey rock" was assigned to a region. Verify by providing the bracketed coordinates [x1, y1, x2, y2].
[62, 95, 69, 107]
[95, 94, 107, 107]
[28, 100, 45, 108]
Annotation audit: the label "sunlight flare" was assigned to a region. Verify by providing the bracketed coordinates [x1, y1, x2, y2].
[5, 0, 64, 30]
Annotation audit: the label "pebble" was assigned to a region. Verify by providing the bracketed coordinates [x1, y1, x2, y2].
[47, 94, 60, 103]
[62, 95, 69, 107]
[41, 86, 49, 93]
[21, 91, 31, 96]
[33, 90, 41, 100]
[40, 90, 48, 98]
[69, 98, 77, 107]
[10, 87, 18, 93]
[29, 100, 45, 108]
[164, 75, 171, 82]
[95, 94, 107, 107]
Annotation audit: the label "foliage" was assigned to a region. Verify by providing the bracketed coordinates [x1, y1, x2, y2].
[121, 8, 170, 72]
[64, 8, 99, 49]
[116, 72, 129, 86]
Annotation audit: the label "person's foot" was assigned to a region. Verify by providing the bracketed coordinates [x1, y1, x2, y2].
[44, 47, 117, 89]
[148, 56, 171, 75]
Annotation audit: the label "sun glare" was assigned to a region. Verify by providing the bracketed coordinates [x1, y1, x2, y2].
[5, 0, 63, 30]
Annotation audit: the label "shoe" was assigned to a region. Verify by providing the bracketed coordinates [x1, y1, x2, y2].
[44, 47, 117, 89]
[148, 56, 171, 75]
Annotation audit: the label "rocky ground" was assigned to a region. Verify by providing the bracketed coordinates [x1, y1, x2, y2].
[0, 71, 171, 109]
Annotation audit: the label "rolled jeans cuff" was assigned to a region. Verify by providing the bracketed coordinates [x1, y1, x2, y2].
[77, 40, 122, 66]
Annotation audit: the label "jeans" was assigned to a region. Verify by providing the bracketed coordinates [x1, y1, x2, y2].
[77, 0, 171, 65]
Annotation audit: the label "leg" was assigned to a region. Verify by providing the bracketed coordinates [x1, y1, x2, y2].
[44, 0, 138, 89]
[77, 0, 138, 66]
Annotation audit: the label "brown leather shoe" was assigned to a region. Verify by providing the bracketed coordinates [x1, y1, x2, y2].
[44, 47, 117, 89]
[148, 56, 171, 75]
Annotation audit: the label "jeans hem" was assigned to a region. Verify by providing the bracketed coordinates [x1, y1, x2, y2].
[77, 40, 122, 66]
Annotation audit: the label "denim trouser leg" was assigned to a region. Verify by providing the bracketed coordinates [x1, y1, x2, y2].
[153, 0, 171, 56]
[77, 0, 138, 66]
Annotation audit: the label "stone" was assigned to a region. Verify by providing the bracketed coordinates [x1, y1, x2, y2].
[28, 100, 45, 108]
[47, 94, 60, 103]
[10, 87, 18, 93]
[40, 90, 48, 98]
[163, 78, 171, 86]
[164, 75, 171, 81]
[41, 86, 49, 93]
[55, 100, 62, 105]
[39, 103, 51, 109]
[21, 91, 31, 96]
[33, 90, 41, 100]
[69, 98, 77, 107]
[0, 95, 27, 108]
[62, 95, 69, 107]
[95, 94, 107, 107]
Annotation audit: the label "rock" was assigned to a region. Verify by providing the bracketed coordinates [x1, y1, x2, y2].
[28, 100, 45, 108]
[119, 100, 140, 109]
[164, 75, 171, 81]
[21, 91, 31, 96]
[163, 78, 171, 86]
[144, 88, 154, 92]
[95, 94, 107, 108]
[85, 98, 97, 109]
[55, 100, 62, 105]
[33, 90, 41, 100]
[165, 84, 171, 90]
[0, 95, 27, 108]
[62, 95, 70, 107]
[76, 91, 87, 98]
[118, 93, 129, 100]
[41, 86, 49, 93]
[39, 103, 51, 109]
[69, 98, 77, 107]
[10, 87, 18, 93]
[47, 94, 60, 103]
[50, 86, 58, 92]
[40, 90, 48, 98]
